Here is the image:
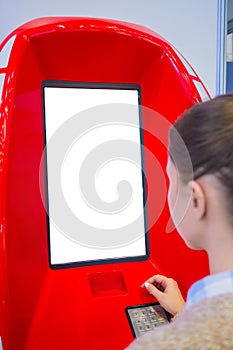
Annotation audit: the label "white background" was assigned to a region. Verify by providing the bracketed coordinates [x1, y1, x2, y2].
[0, 0, 218, 96]
[44, 87, 147, 264]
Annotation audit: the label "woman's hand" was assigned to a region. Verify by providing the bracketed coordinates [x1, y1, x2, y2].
[142, 274, 185, 316]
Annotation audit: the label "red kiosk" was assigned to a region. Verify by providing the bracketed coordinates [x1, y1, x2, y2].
[0, 18, 209, 350]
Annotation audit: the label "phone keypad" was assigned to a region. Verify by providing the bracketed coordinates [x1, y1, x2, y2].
[127, 304, 170, 337]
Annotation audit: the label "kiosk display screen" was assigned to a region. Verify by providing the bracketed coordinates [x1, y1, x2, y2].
[42, 81, 148, 267]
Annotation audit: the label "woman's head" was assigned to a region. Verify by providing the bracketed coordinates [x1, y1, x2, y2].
[167, 94, 233, 249]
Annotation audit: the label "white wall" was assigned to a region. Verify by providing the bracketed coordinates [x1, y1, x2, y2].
[0, 0, 218, 96]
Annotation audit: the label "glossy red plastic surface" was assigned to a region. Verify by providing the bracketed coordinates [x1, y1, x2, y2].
[0, 17, 210, 350]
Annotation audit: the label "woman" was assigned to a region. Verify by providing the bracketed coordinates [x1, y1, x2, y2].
[125, 95, 233, 350]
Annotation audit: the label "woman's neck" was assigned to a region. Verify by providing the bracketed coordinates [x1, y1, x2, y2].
[206, 226, 233, 274]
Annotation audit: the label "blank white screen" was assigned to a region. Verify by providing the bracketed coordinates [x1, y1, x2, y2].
[43, 85, 147, 265]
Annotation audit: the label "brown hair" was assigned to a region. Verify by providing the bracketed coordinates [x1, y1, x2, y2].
[169, 95, 233, 196]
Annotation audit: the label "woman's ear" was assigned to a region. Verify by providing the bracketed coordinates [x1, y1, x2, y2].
[188, 180, 206, 220]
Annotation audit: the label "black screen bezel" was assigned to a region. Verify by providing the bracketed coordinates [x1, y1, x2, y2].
[42, 80, 149, 269]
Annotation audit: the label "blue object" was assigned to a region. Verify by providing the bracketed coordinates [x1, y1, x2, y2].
[226, 62, 233, 92]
